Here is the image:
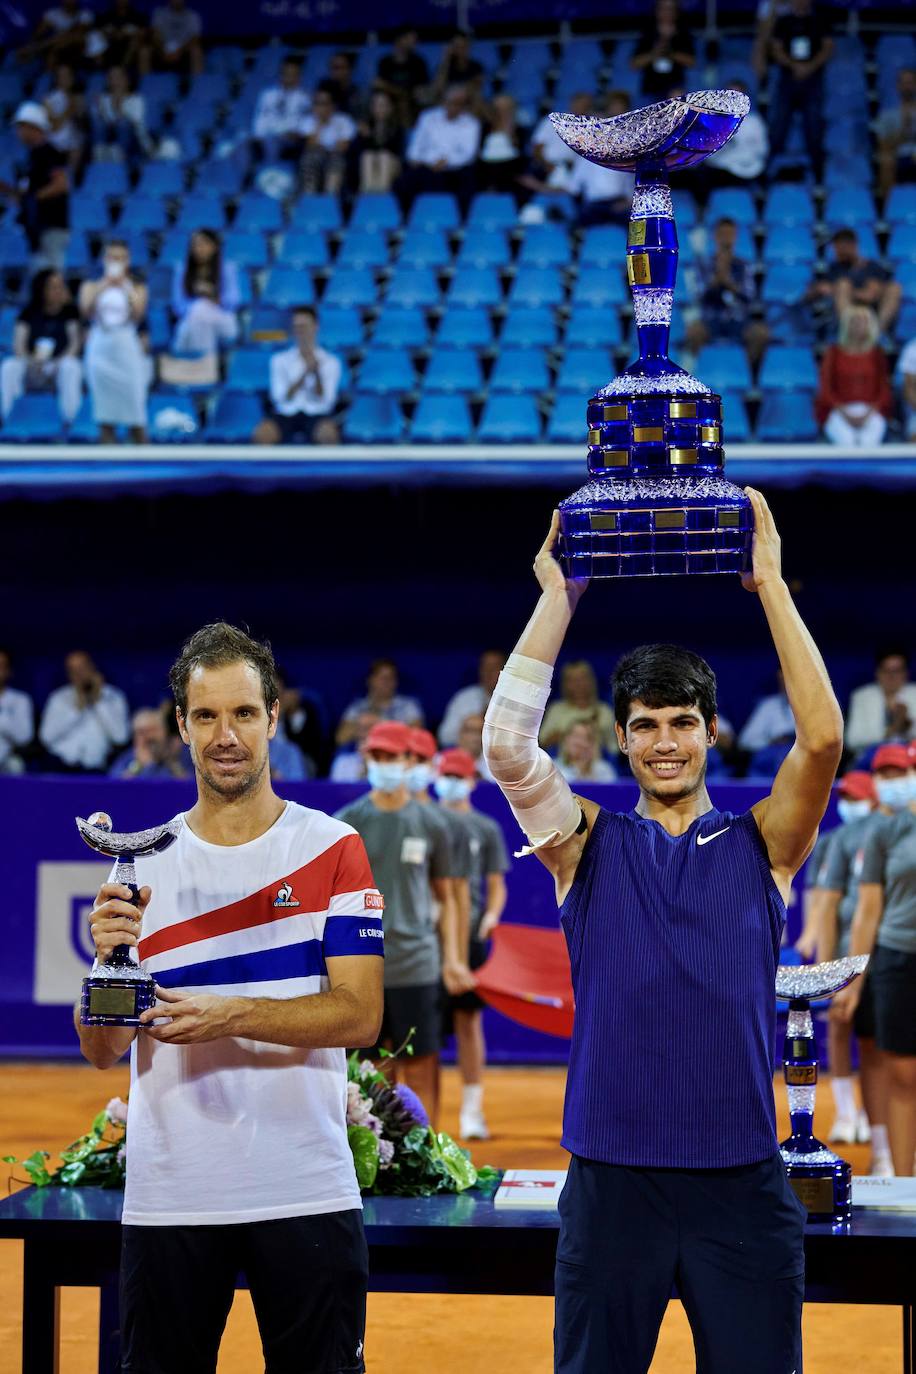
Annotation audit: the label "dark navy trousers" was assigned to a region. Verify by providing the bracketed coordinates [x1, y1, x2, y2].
[555, 1153, 806, 1374]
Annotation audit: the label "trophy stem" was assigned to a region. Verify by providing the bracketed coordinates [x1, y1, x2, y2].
[109, 855, 141, 968]
[781, 996, 852, 1225]
[628, 171, 677, 372]
[785, 1002, 817, 1142]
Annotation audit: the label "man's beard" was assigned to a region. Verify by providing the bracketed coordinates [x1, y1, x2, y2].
[194, 749, 267, 800]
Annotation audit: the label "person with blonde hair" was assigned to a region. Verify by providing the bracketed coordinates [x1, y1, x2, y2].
[815, 306, 891, 447]
[557, 719, 617, 783]
[540, 659, 617, 754]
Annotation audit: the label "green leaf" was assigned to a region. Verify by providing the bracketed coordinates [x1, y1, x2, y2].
[428, 1132, 478, 1192]
[347, 1125, 380, 1190]
[1, 1155, 17, 1164]
[91, 1109, 109, 1136]
[22, 1158, 51, 1187]
[59, 1161, 87, 1185]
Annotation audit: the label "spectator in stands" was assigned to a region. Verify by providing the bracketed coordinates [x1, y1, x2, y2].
[825, 228, 901, 342]
[631, 0, 696, 100]
[845, 649, 916, 757]
[150, 0, 202, 76]
[276, 669, 325, 776]
[898, 331, 916, 441]
[90, 65, 152, 172]
[0, 649, 34, 776]
[439, 650, 506, 747]
[336, 658, 423, 746]
[110, 707, 187, 778]
[527, 90, 593, 193]
[431, 31, 485, 110]
[400, 85, 481, 210]
[557, 720, 617, 783]
[376, 27, 429, 124]
[43, 63, 86, 180]
[93, 0, 150, 74]
[540, 660, 618, 755]
[752, 0, 792, 80]
[767, 0, 832, 180]
[0, 103, 69, 272]
[685, 216, 769, 366]
[299, 88, 356, 195]
[251, 55, 310, 166]
[171, 229, 239, 355]
[318, 52, 365, 123]
[816, 306, 892, 448]
[40, 650, 130, 772]
[80, 239, 148, 443]
[351, 88, 404, 193]
[877, 67, 916, 199]
[457, 711, 494, 781]
[477, 93, 525, 196]
[1, 268, 82, 426]
[268, 702, 309, 781]
[252, 305, 341, 446]
[329, 709, 378, 781]
[22, 0, 93, 68]
[699, 78, 769, 190]
[738, 669, 796, 775]
[565, 95, 633, 226]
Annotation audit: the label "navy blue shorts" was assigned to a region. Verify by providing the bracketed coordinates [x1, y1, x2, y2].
[555, 1152, 806, 1374]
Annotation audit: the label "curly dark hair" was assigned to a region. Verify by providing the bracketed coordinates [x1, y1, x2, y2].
[611, 643, 717, 730]
[169, 622, 278, 718]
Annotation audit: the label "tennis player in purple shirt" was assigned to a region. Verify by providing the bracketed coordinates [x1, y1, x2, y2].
[483, 489, 843, 1374]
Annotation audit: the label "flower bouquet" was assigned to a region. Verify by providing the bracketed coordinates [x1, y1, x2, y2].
[4, 1096, 128, 1189]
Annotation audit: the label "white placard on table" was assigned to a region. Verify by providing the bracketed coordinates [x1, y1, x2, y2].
[494, 1170, 568, 1209]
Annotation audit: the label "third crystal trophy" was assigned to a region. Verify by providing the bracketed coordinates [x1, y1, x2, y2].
[76, 811, 181, 1026]
[550, 90, 754, 577]
[775, 956, 869, 1225]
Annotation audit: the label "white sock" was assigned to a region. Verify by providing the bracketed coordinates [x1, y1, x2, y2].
[870, 1123, 890, 1156]
[831, 1077, 856, 1120]
[462, 1084, 483, 1114]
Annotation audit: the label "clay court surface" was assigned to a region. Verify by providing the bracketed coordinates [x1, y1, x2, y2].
[0, 1061, 900, 1373]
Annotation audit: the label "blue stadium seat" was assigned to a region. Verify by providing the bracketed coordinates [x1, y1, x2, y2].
[706, 187, 757, 226]
[140, 72, 180, 103]
[262, 266, 315, 308]
[563, 307, 623, 349]
[719, 390, 752, 442]
[81, 163, 129, 199]
[343, 394, 403, 443]
[547, 392, 585, 443]
[517, 224, 571, 268]
[63, 233, 93, 272]
[337, 228, 390, 269]
[455, 229, 510, 269]
[225, 348, 272, 392]
[191, 160, 246, 197]
[386, 266, 440, 309]
[408, 193, 460, 232]
[145, 303, 171, 351]
[489, 348, 549, 394]
[823, 155, 872, 191]
[318, 307, 364, 351]
[157, 229, 192, 268]
[509, 267, 564, 309]
[762, 185, 815, 228]
[696, 344, 752, 392]
[195, 72, 231, 102]
[68, 397, 104, 444]
[372, 307, 429, 350]
[760, 262, 810, 310]
[235, 193, 284, 232]
[887, 225, 916, 263]
[206, 391, 262, 442]
[435, 307, 493, 349]
[0, 303, 17, 351]
[579, 225, 627, 268]
[466, 193, 517, 232]
[398, 229, 451, 268]
[136, 163, 184, 198]
[174, 197, 228, 233]
[289, 195, 343, 232]
[570, 272, 626, 308]
[3, 394, 63, 442]
[446, 267, 502, 309]
[755, 390, 818, 442]
[556, 348, 612, 393]
[349, 193, 401, 233]
[758, 346, 818, 392]
[280, 230, 330, 269]
[172, 98, 218, 136]
[500, 307, 558, 348]
[322, 268, 376, 309]
[895, 260, 916, 299]
[233, 269, 254, 309]
[70, 194, 111, 233]
[885, 185, 916, 227]
[246, 306, 289, 345]
[423, 349, 483, 394]
[148, 393, 200, 442]
[671, 190, 698, 230]
[824, 187, 876, 229]
[358, 349, 416, 395]
[222, 232, 269, 269]
[761, 226, 816, 265]
[477, 394, 541, 443]
[122, 197, 168, 233]
[410, 393, 473, 442]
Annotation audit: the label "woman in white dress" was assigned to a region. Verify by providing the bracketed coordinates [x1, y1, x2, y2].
[79, 239, 149, 443]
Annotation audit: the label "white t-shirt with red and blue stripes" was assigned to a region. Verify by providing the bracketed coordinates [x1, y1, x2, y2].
[121, 801, 384, 1226]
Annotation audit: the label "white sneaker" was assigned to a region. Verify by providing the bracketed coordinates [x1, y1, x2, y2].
[828, 1117, 857, 1145]
[869, 1155, 895, 1178]
[459, 1110, 490, 1141]
[855, 1112, 872, 1144]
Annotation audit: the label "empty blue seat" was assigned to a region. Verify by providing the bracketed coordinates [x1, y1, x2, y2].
[580, 225, 627, 268]
[3, 394, 63, 442]
[337, 228, 390, 269]
[455, 229, 510, 269]
[321, 268, 375, 309]
[518, 225, 571, 268]
[761, 226, 816, 264]
[222, 232, 269, 269]
[760, 262, 810, 306]
[762, 184, 815, 227]
[191, 159, 246, 197]
[556, 348, 612, 393]
[373, 306, 429, 350]
[410, 393, 472, 442]
[490, 347, 549, 394]
[235, 193, 284, 232]
[671, 191, 698, 229]
[824, 187, 876, 229]
[247, 306, 289, 345]
[349, 193, 401, 233]
[570, 272, 626, 308]
[399, 229, 451, 267]
[343, 394, 403, 443]
[435, 307, 493, 349]
[386, 265, 440, 308]
[467, 193, 517, 232]
[172, 97, 218, 135]
[140, 72, 180, 102]
[358, 349, 416, 395]
[477, 393, 541, 442]
[136, 162, 184, 198]
[144, 303, 170, 351]
[206, 391, 262, 442]
[174, 198, 227, 233]
[706, 187, 757, 226]
[280, 231, 330, 269]
[564, 307, 623, 349]
[823, 154, 872, 191]
[756, 389, 818, 442]
[758, 345, 818, 392]
[290, 195, 342, 232]
[423, 350, 483, 394]
[887, 224, 916, 263]
[0, 303, 17, 351]
[225, 348, 272, 392]
[70, 195, 112, 233]
[63, 233, 93, 272]
[500, 306, 558, 348]
[547, 392, 586, 443]
[262, 266, 315, 308]
[0, 226, 29, 269]
[696, 344, 752, 392]
[408, 193, 460, 232]
[508, 267, 564, 308]
[719, 391, 752, 442]
[319, 306, 364, 351]
[446, 267, 501, 309]
[68, 397, 105, 444]
[148, 393, 199, 442]
[886, 185, 916, 227]
[121, 197, 167, 233]
[81, 163, 129, 199]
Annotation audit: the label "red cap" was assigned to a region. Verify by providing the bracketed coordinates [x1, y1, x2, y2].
[909, 739, 916, 766]
[438, 747, 478, 778]
[871, 744, 912, 773]
[408, 727, 438, 760]
[365, 721, 412, 755]
[837, 771, 875, 802]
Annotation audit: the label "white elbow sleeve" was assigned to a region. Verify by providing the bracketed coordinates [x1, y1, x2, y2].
[483, 653, 582, 857]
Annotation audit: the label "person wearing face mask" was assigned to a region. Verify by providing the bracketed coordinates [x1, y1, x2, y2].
[435, 748, 510, 1141]
[833, 745, 916, 1176]
[335, 721, 474, 1126]
[816, 769, 893, 1175]
[78, 237, 148, 442]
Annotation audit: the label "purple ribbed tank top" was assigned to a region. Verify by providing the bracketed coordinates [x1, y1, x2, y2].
[560, 807, 785, 1169]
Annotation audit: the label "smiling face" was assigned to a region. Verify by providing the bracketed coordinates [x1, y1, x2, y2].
[617, 699, 716, 803]
[177, 660, 278, 801]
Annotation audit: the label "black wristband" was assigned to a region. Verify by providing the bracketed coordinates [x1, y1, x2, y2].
[575, 807, 588, 836]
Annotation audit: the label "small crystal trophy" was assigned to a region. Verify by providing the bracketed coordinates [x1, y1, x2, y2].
[775, 956, 869, 1225]
[550, 91, 755, 576]
[76, 811, 181, 1026]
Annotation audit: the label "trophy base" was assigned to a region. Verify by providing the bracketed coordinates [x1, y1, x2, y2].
[781, 1142, 852, 1225]
[80, 971, 155, 1026]
[558, 473, 753, 579]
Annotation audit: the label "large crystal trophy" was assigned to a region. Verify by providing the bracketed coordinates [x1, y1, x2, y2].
[775, 956, 869, 1225]
[76, 811, 181, 1026]
[550, 91, 755, 577]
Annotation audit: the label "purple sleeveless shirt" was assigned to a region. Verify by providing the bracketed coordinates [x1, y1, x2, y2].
[560, 807, 785, 1169]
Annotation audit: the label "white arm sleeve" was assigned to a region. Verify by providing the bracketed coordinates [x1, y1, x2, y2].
[483, 653, 582, 858]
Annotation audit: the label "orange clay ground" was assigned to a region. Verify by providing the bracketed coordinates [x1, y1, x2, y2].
[0, 1061, 901, 1373]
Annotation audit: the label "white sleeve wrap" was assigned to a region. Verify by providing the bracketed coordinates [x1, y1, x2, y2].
[483, 652, 582, 858]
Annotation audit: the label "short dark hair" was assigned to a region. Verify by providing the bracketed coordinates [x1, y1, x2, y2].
[282, 54, 302, 67]
[832, 227, 857, 244]
[291, 304, 316, 321]
[104, 237, 129, 252]
[875, 646, 908, 667]
[611, 644, 717, 729]
[169, 622, 279, 718]
[715, 215, 737, 228]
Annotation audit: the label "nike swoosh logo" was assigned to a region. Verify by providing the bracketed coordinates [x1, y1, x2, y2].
[697, 827, 731, 846]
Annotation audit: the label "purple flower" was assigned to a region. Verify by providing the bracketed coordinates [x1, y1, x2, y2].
[394, 1083, 429, 1128]
[378, 1138, 395, 1170]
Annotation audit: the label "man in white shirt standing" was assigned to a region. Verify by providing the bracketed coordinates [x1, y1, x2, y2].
[401, 84, 481, 209]
[846, 648, 916, 758]
[40, 649, 129, 771]
[253, 306, 342, 446]
[0, 647, 34, 774]
[79, 621, 384, 1374]
[251, 54, 311, 165]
